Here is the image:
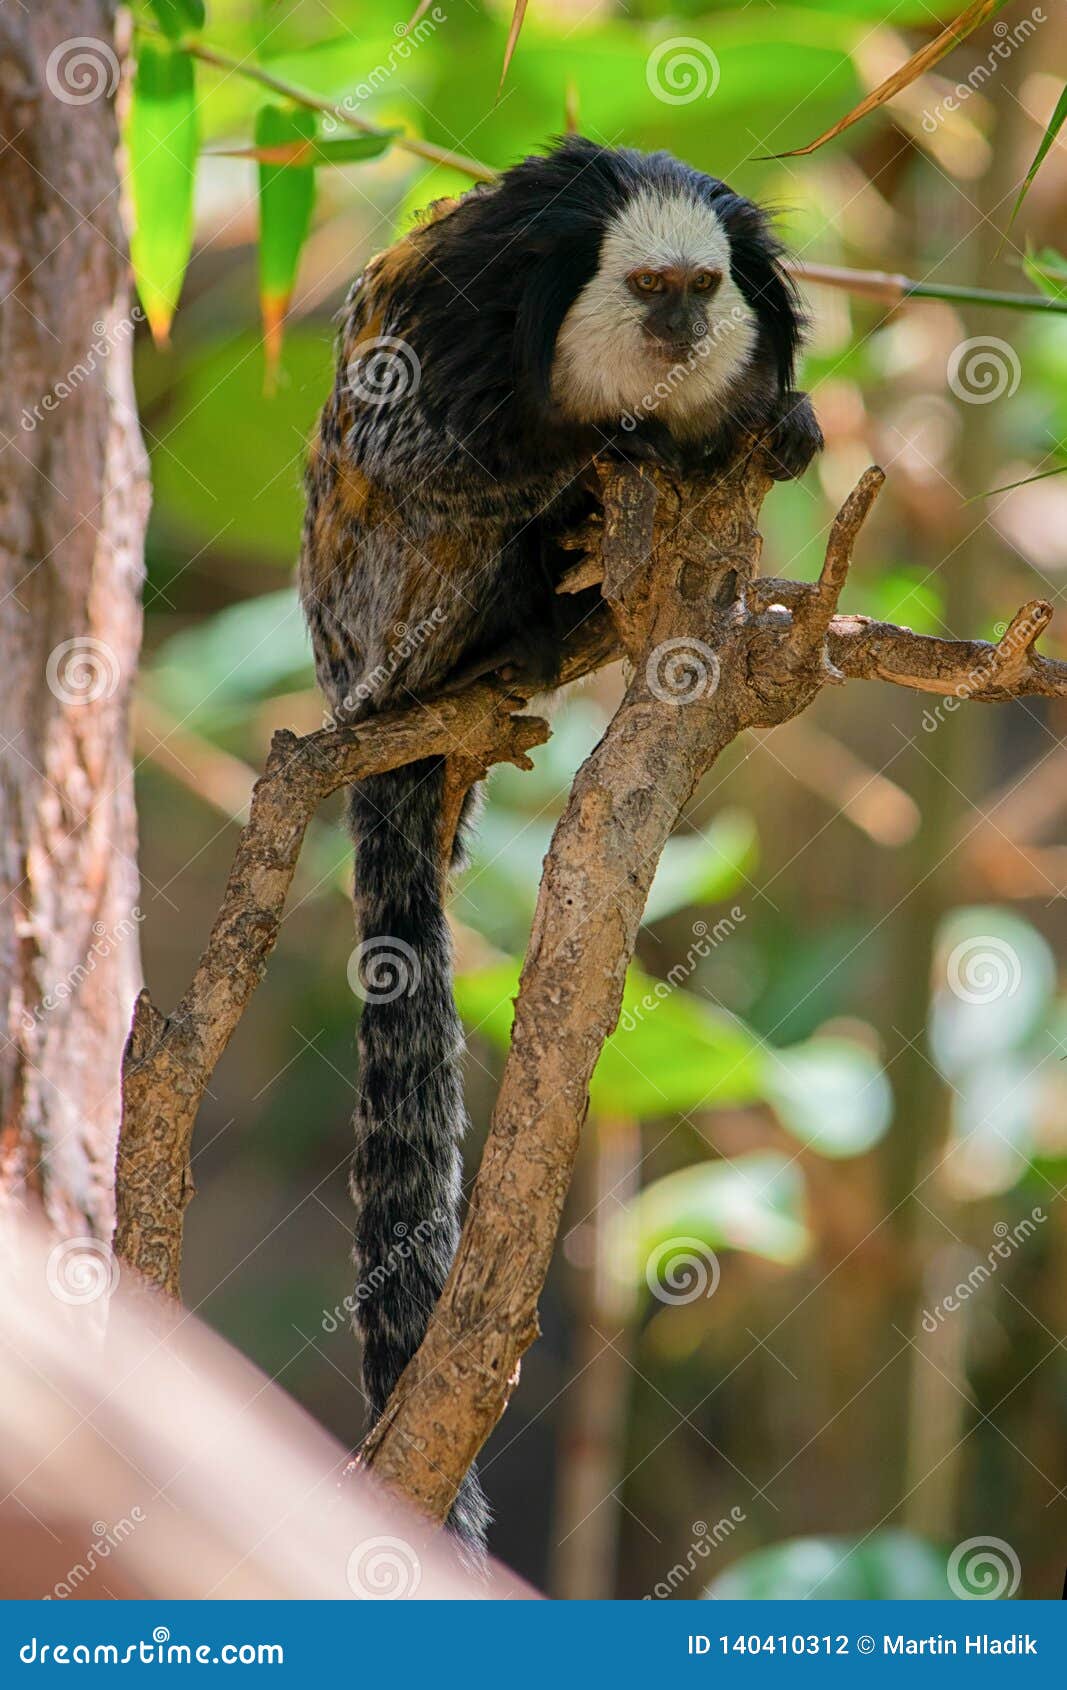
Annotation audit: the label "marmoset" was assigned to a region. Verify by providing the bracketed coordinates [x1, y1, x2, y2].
[300, 136, 822, 1556]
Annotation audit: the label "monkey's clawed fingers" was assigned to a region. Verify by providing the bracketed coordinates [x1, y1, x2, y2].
[764, 391, 824, 482]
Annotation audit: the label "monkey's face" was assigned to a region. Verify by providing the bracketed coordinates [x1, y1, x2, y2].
[550, 188, 758, 436]
[626, 264, 721, 360]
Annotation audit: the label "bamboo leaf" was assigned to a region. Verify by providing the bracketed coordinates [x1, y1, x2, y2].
[401, 0, 436, 30]
[971, 464, 1067, 501]
[1023, 245, 1067, 303]
[770, 0, 1009, 158]
[146, 0, 206, 38]
[1006, 86, 1067, 233]
[129, 43, 198, 345]
[498, 0, 531, 96]
[256, 104, 317, 389]
[208, 132, 396, 166]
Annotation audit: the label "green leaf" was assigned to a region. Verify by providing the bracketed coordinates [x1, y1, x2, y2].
[762, 1037, 893, 1158]
[1006, 85, 1067, 235]
[148, 589, 310, 725]
[619, 1152, 810, 1278]
[1023, 246, 1067, 304]
[706, 1531, 952, 1600]
[212, 132, 397, 166]
[454, 959, 764, 1117]
[146, 0, 206, 39]
[129, 43, 198, 343]
[643, 811, 758, 923]
[852, 568, 943, 635]
[255, 104, 317, 383]
[145, 328, 333, 565]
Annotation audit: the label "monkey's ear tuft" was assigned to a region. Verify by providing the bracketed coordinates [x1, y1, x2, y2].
[513, 224, 603, 409]
[712, 192, 805, 392]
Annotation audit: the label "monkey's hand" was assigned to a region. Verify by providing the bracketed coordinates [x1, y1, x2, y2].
[763, 390, 823, 482]
[597, 418, 688, 477]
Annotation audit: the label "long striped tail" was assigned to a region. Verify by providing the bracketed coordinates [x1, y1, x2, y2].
[347, 756, 489, 1556]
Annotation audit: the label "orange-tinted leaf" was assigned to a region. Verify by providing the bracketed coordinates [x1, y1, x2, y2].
[497, 0, 530, 96]
[771, 0, 1009, 158]
[129, 43, 198, 344]
[256, 104, 316, 388]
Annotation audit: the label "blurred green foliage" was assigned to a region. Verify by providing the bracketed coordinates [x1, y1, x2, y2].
[133, 0, 1067, 1599]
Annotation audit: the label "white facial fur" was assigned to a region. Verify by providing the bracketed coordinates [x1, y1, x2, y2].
[550, 188, 758, 438]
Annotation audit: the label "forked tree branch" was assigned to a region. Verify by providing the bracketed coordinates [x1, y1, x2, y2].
[115, 445, 1067, 1515]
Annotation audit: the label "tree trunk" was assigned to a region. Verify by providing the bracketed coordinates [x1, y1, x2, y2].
[0, 2, 148, 1239]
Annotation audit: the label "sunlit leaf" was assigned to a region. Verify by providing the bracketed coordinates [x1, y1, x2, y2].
[129, 43, 198, 343]
[1006, 85, 1067, 235]
[618, 1152, 810, 1277]
[852, 568, 943, 634]
[146, 328, 332, 562]
[762, 1037, 892, 1157]
[455, 959, 764, 1117]
[771, 0, 1010, 158]
[706, 1531, 952, 1599]
[256, 104, 317, 386]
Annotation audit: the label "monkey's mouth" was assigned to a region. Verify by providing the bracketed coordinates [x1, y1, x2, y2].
[646, 337, 701, 365]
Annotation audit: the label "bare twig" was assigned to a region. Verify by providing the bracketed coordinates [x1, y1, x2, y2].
[154, 33, 497, 183]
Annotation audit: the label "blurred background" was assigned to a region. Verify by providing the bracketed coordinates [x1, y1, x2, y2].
[131, 0, 1067, 1598]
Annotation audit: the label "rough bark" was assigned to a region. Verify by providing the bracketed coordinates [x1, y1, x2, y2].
[0, 3, 148, 1237]
[114, 620, 616, 1294]
[112, 444, 1067, 1526]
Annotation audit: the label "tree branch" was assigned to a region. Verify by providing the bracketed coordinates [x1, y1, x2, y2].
[115, 444, 1067, 1527]
[114, 618, 615, 1295]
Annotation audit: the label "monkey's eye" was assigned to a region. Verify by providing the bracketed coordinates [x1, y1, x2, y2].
[692, 269, 722, 293]
[630, 271, 663, 294]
